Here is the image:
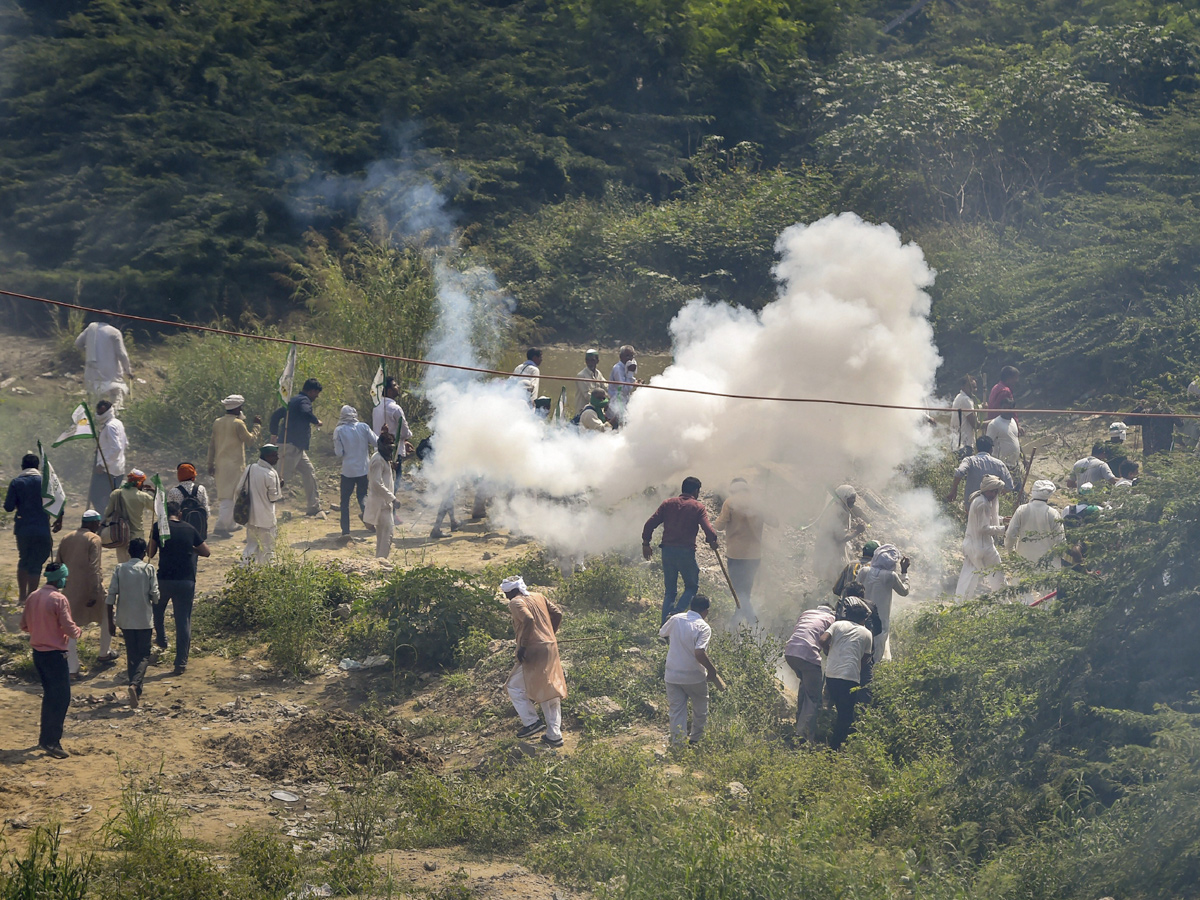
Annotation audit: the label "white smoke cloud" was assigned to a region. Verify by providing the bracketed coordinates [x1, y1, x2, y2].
[425, 213, 948, 585]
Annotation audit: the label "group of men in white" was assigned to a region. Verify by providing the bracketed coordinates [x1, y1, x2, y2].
[514, 345, 641, 430]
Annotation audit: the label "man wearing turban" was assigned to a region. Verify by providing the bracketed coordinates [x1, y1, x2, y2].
[207, 395, 261, 536]
[1005, 480, 1065, 571]
[955, 474, 1010, 599]
[501, 576, 567, 748]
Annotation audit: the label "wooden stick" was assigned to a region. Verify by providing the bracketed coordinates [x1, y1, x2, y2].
[714, 547, 742, 609]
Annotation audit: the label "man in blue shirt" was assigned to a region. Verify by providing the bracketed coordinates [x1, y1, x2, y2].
[5, 453, 62, 602]
[269, 378, 324, 518]
[333, 405, 378, 538]
[945, 435, 1015, 514]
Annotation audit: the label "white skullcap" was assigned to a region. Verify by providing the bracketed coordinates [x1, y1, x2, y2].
[835, 484, 857, 502]
[82, 509, 102, 521]
[222, 394, 245, 410]
[500, 575, 530, 596]
[1031, 480, 1056, 501]
[1109, 422, 1127, 441]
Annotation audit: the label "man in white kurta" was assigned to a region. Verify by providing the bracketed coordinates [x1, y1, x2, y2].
[1005, 479, 1064, 570]
[242, 446, 283, 565]
[986, 405, 1021, 470]
[813, 485, 865, 590]
[75, 321, 132, 409]
[207, 395, 261, 535]
[573, 350, 607, 413]
[372, 377, 414, 463]
[363, 438, 397, 559]
[951, 375, 978, 454]
[856, 543, 910, 663]
[88, 401, 128, 512]
[955, 474, 1009, 599]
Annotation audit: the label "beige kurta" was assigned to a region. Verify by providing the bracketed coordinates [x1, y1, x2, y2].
[56, 528, 105, 626]
[208, 414, 261, 499]
[103, 485, 156, 544]
[508, 592, 567, 703]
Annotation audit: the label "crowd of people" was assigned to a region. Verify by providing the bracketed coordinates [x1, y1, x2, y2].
[2, 330, 1166, 758]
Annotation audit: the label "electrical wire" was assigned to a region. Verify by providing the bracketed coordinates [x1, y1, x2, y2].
[2, 286, 1191, 419]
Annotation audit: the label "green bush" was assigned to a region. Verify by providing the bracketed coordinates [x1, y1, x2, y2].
[210, 561, 361, 676]
[230, 829, 300, 899]
[349, 566, 510, 672]
[0, 826, 93, 900]
[557, 558, 643, 612]
[479, 549, 562, 589]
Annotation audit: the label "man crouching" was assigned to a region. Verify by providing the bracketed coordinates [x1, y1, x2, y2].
[502, 575, 566, 748]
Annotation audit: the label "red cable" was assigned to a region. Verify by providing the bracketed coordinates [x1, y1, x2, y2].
[3, 286, 1191, 419]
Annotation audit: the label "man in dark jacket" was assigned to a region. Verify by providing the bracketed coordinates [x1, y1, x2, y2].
[269, 378, 325, 517]
[5, 453, 61, 602]
[642, 476, 720, 623]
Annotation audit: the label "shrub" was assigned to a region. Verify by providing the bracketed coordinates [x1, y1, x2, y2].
[230, 829, 300, 899]
[210, 561, 360, 676]
[0, 826, 93, 900]
[557, 558, 642, 612]
[480, 549, 562, 588]
[356, 566, 510, 671]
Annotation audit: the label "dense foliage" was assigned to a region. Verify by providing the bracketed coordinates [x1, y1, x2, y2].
[5, 1, 1200, 397]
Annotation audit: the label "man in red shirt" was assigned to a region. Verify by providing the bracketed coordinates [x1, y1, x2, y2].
[642, 476, 720, 623]
[987, 366, 1020, 415]
[20, 562, 81, 759]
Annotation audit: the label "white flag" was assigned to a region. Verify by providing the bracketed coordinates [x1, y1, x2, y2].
[369, 360, 386, 409]
[38, 442, 66, 521]
[51, 403, 97, 447]
[556, 387, 567, 426]
[278, 343, 297, 405]
[152, 473, 171, 543]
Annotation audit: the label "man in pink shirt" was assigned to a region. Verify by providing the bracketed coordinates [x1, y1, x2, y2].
[19, 562, 81, 759]
[987, 366, 1020, 416]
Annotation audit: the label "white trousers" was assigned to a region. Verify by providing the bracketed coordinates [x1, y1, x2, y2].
[374, 511, 394, 559]
[215, 498, 236, 533]
[242, 525, 276, 565]
[506, 667, 562, 740]
[666, 680, 709, 744]
[67, 615, 113, 673]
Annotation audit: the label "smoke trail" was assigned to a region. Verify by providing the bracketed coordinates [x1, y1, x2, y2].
[425, 213, 950, 596]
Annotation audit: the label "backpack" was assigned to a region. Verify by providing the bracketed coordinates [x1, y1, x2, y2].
[99, 491, 130, 549]
[177, 482, 208, 541]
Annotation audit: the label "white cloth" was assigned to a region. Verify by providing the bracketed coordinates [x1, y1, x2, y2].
[506, 667, 562, 740]
[1004, 500, 1064, 567]
[658, 610, 711, 684]
[243, 458, 282, 529]
[215, 498, 235, 533]
[94, 417, 127, 475]
[76, 323, 131, 402]
[607, 361, 631, 402]
[986, 416, 1021, 468]
[1072, 456, 1115, 486]
[333, 421, 378, 478]
[822, 620, 873, 683]
[579, 407, 611, 432]
[951, 390, 976, 449]
[363, 452, 396, 527]
[242, 524, 276, 565]
[956, 492, 1008, 598]
[1030, 479, 1056, 501]
[574, 367, 607, 412]
[221, 394, 245, 410]
[666, 680, 708, 744]
[857, 566, 909, 663]
[500, 575, 530, 596]
[513, 361, 540, 404]
[67, 616, 112, 674]
[372, 397, 412, 454]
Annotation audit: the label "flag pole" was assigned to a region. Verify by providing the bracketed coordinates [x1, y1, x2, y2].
[279, 339, 297, 464]
[87, 401, 115, 487]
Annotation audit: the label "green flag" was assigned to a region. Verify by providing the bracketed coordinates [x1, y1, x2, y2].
[369, 359, 387, 409]
[278, 343, 297, 405]
[37, 441, 66, 521]
[152, 473, 171, 543]
[51, 402, 97, 447]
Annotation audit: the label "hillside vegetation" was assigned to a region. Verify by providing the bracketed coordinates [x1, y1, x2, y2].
[3, 1, 1200, 399]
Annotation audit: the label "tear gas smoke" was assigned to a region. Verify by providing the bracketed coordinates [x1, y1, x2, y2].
[425, 212, 953, 607]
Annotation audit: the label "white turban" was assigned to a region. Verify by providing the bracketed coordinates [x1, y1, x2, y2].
[870, 543, 900, 571]
[500, 575, 530, 596]
[1031, 480, 1056, 501]
[337, 405, 359, 426]
[222, 394, 245, 410]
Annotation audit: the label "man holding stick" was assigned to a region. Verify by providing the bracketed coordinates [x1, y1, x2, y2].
[642, 476, 720, 624]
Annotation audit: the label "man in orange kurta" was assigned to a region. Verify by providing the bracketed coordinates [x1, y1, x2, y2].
[502, 576, 567, 748]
